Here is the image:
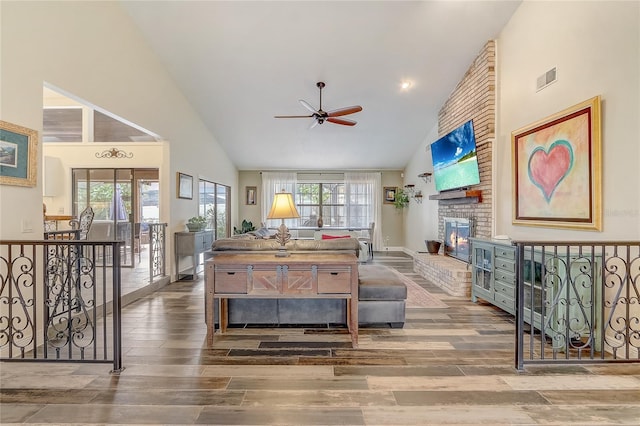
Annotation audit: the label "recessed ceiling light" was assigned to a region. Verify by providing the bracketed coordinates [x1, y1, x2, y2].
[401, 81, 412, 90]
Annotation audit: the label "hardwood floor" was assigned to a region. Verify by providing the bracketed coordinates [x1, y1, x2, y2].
[2, 252, 639, 425]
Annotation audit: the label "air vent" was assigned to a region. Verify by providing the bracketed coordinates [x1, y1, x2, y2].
[536, 67, 557, 92]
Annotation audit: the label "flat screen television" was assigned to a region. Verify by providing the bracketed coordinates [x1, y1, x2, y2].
[430, 119, 481, 192]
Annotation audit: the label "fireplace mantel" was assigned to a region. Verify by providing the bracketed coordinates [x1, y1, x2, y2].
[429, 189, 482, 204]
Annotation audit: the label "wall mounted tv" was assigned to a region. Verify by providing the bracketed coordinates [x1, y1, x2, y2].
[430, 119, 481, 192]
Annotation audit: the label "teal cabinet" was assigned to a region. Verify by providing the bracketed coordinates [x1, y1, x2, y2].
[470, 238, 516, 314]
[471, 238, 602, 349]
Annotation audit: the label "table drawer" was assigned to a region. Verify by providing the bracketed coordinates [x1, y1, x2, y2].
[214, 266, 248, 294]
[495, 258, 515, 273]
[494, 281, 515, 299]
[318, 268, 352, 294]
[495, 247, 515, 260]
[494, 292, 514, 310]
[494, 269, 515, 284]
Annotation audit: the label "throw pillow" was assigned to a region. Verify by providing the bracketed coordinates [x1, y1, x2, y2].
[321, 234, 351, 240]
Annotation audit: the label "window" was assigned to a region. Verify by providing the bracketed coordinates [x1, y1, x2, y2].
[296, 183, 345, 227]
[43, 107, 83, 142]
[43, 86, 161, 143]
[199, 179, 230, 239]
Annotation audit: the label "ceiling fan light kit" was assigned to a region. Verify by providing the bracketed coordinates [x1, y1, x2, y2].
[275, 81, 362, 128]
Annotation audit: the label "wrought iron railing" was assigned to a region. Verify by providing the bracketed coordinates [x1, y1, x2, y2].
[148, 223, 167, 281]
[514, 241, 640, 370]
[0, 240, 123, 372]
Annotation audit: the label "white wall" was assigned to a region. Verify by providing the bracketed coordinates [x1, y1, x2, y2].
[497, 0, 639, 240]
[404, 1, 640, 246]
[1, 2, 238, 275]
[403, 123, 439, 254]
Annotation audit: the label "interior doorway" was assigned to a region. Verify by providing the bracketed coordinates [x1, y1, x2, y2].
[72, 168, 159, 268]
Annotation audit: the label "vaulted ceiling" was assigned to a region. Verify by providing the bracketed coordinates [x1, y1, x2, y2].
[120, 1, 521, 171]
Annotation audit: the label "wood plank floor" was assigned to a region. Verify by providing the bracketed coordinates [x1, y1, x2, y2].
[2, 252, 639, 425]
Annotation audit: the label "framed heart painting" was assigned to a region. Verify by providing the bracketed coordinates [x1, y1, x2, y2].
[512, 96, 602, 230]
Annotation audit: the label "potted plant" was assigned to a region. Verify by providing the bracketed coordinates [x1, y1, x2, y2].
[186, 215, 207, 232]
[393, 188, 410, 209]
[233, 219, 256, 234]
[425, 239, 441, 254]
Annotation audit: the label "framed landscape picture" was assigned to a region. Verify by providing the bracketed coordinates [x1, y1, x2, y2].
[177, 172, 193, 199]
[383, 187, 396, 204]
[0, 120, 38, 187]
[512, 96, 602, 230]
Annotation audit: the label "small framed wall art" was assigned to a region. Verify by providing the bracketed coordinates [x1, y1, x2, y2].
[512, 95, 602, 230]
[177, 172, 193, 199]
[383, 186, 397, 204]
[0, 120, 38, 187]
[246, 186, 257, 205]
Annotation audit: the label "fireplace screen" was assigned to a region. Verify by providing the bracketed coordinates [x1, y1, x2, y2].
[444, 218, 472, 262]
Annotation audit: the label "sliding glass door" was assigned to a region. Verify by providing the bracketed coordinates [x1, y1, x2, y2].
[73, 168, 158, 267]
[198, 179, 230, 239]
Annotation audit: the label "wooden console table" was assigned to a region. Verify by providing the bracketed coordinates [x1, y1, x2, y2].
[205, 252, 359, 347]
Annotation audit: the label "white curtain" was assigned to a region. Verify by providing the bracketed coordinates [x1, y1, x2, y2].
[261, 171, 298, 228]
[344, 172, 382, 250]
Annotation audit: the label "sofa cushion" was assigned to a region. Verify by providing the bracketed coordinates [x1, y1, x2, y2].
[358, 265, 407, 301]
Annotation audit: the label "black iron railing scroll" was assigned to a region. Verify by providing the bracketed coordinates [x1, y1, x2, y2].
[0, 240, 123, 372]
[514, 241, 639, 371]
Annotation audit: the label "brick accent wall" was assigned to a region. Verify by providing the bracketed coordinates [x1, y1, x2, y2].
[435, 40, 495, 240]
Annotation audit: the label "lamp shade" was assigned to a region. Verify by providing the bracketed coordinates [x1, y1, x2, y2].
[267, 192, 300, 220]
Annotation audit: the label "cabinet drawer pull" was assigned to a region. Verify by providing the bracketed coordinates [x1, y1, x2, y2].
[226, 272, 236, 275]
[330, 272, 339, 276]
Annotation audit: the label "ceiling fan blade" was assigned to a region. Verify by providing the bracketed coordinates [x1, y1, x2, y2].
[299, 100, 317, 114]
[308, 119, 320, 130]
[327, 106, 363, 118]
[274, 114, 314, 118]
[327, 117, 357, 126]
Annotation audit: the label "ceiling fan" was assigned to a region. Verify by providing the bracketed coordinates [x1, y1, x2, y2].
[275, 82, 362, 128]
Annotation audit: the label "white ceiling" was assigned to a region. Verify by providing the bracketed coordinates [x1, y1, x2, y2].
[120, 1, 521, 171]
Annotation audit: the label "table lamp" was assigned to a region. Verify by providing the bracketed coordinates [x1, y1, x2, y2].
[267, 190, 300, 257]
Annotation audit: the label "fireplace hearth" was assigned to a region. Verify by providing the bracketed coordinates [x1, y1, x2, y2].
[443, 217, 474, 262]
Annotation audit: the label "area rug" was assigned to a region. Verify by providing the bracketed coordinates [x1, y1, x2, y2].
[390, 269, 449, 309]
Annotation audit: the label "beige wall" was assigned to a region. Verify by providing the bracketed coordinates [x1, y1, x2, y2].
[405, 0, 640, 251]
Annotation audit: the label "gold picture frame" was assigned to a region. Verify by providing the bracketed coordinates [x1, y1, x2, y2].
[0, 120, 38, 187]
[512, 96, 602, 230]
[383, 186, 396, 204]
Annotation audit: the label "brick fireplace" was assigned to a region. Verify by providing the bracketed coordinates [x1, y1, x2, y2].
[414, 40, 495, 297]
